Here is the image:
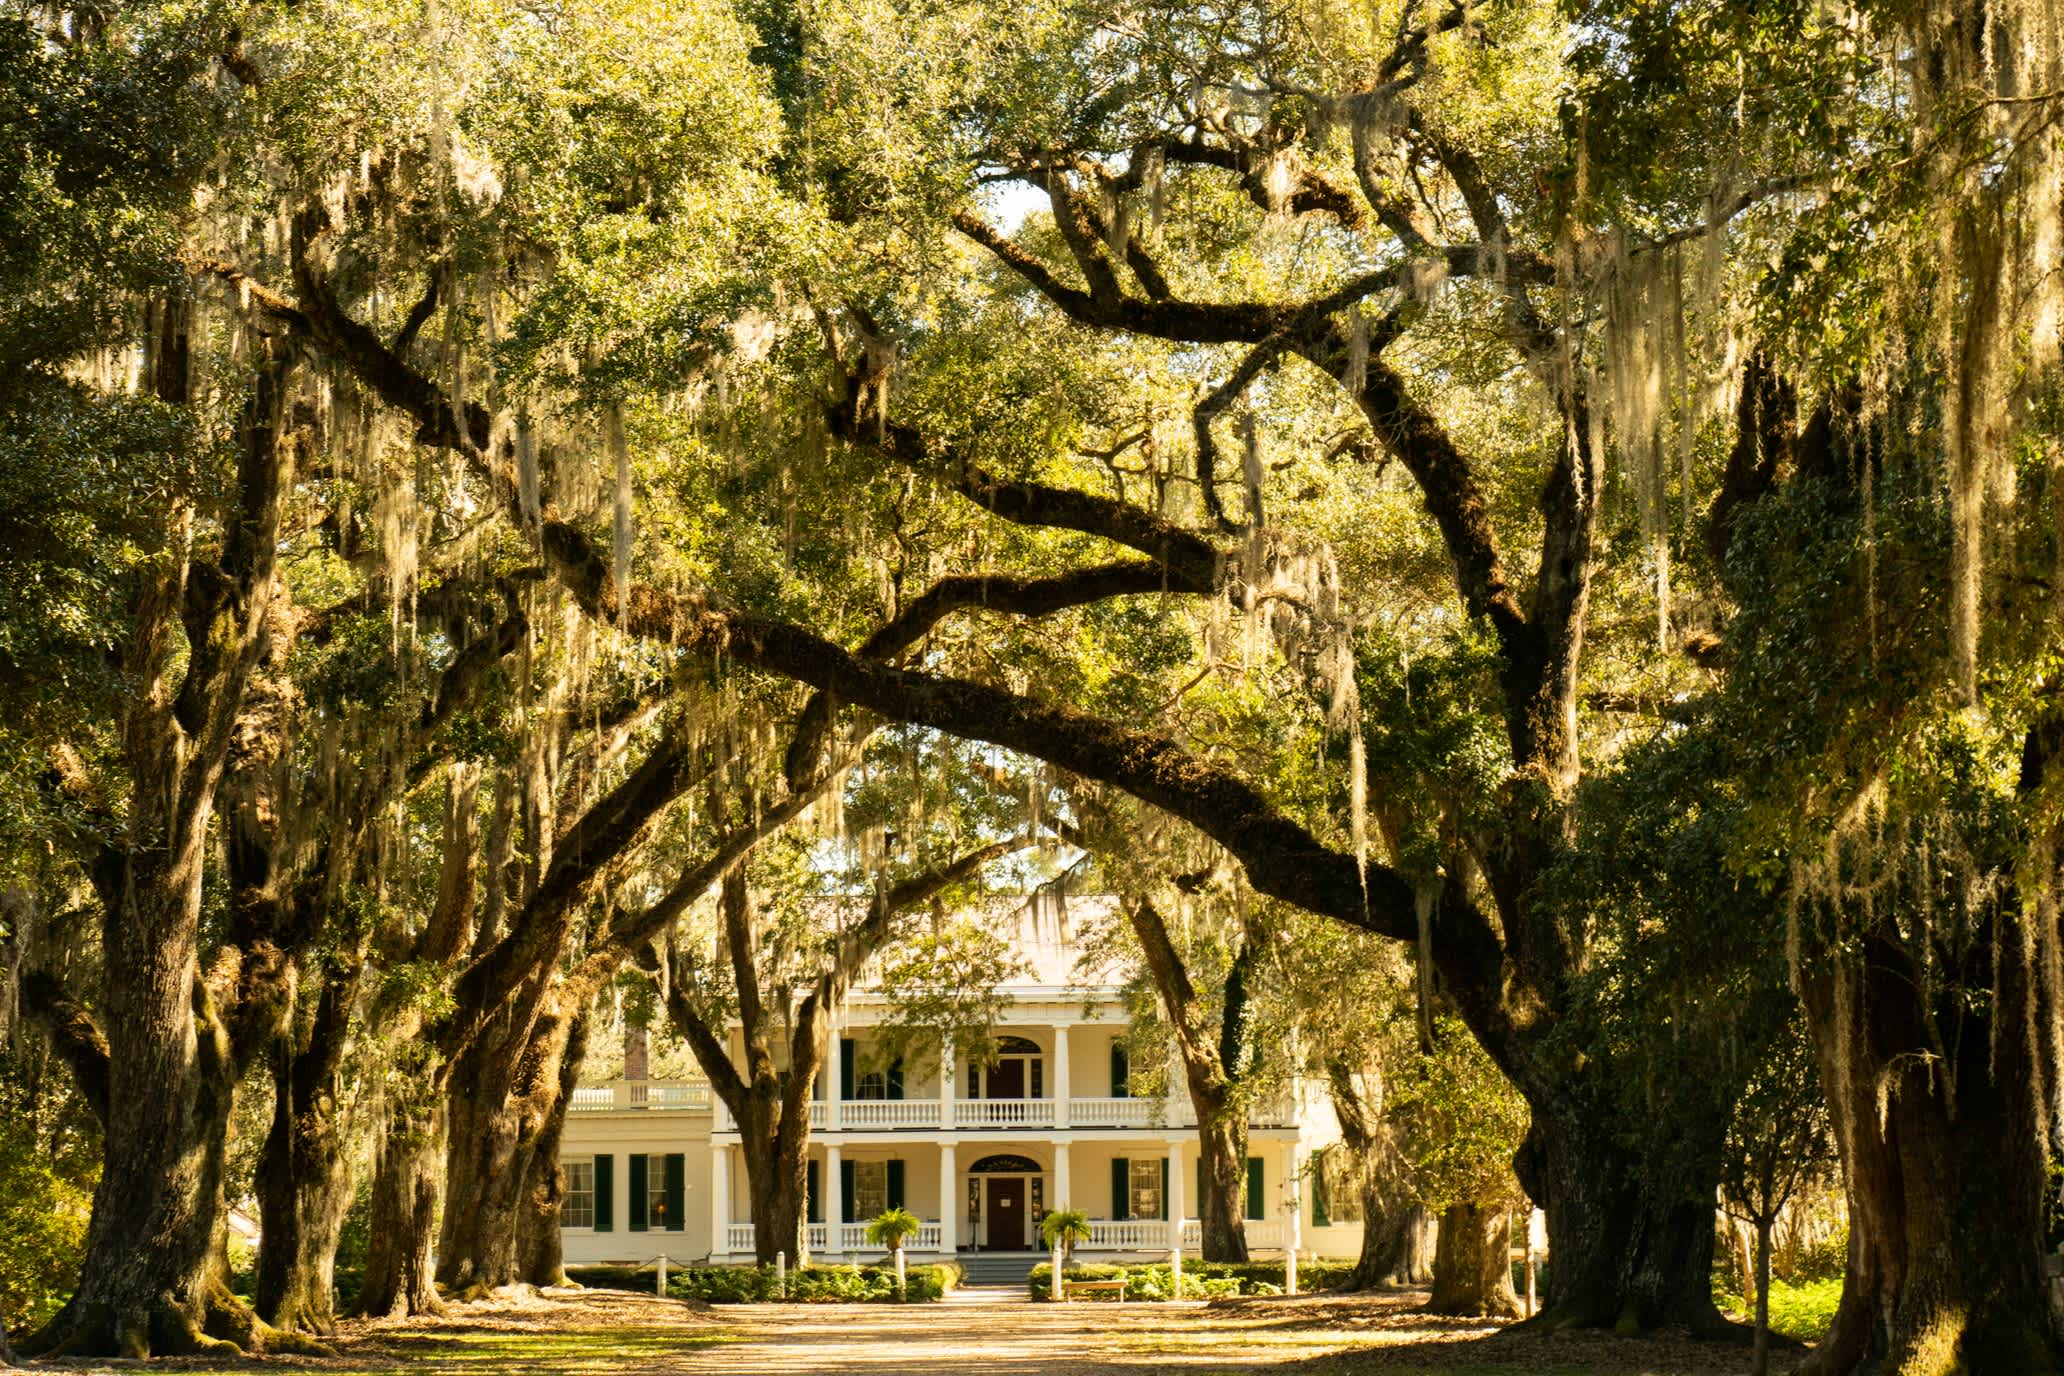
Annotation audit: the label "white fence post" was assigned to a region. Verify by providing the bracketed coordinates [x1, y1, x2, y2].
[657, 1252, 667, 1297]
[776, 1250, 787, 1300]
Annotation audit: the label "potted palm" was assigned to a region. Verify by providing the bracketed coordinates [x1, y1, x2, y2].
[1040, 1208, 1092, 1301]
[865, 1206, 922, 1299]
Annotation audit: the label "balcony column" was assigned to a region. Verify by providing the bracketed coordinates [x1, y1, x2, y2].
[826, 1012, 841, 1131]
[940, 1045, 955, 1129]
[711, 1144, 729, 1257]
[823, 1143, 844, 1256]
[938, 1141, 958, 1255]
[1052, 1024, 1070, 1127]
[1166, 1138, 1186, 1242]
[1053, 1141, 1071, 1214]
[1285, 1141, 1304, 1296]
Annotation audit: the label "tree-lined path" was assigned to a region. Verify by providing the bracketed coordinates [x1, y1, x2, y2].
[141, 1289, 1762, 1375]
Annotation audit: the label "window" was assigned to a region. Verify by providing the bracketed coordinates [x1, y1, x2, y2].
[1314, 1149, 1363, 1224]
[647, 1160, 670, 1230]
[853, 1160, 889, 1221]
[1129, 1158, 1163, 1221]
[856, 1069, 889, 1100]
[563, 1159, 595, 1229]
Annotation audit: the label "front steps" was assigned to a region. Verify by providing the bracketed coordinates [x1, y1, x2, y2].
[957, 1251, 1043, 1286]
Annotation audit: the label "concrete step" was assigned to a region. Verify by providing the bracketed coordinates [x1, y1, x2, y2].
[956, 1252, 1043, 1286]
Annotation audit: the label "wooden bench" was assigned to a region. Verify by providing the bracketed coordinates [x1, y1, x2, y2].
[1058, 1278, 1128, 1302]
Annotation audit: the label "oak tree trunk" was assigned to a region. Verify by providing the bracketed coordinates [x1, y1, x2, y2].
[517, 1013, 587, 1287]
[737, 1092, 812, 1268]
[1194, 1111, 1250, 1263]
[1511, 1090, 1729, 1335]
[1427, 1203, 1522, 1318]
[1797, 936, 2063, 1376]
[353, 1090, 444, 1318]
[1356, 1198, 1435, 1288]
[255, 977, 357, 1334]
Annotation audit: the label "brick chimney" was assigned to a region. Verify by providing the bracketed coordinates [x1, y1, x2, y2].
[624, 1023, 649, 1082]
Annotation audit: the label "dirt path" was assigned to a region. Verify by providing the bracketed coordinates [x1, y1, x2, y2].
[91, 1285, 1763, 1375]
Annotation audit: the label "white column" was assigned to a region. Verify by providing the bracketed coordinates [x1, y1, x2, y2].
[1052, 1023, 1071, 1127]
[939, 1142, 958, 1255]
[1166, 1139, 1184, 1252]
[1285, 1141, 1304, 1296]
[824, 1143, 844, 1255]
[827, 1014, 842, 1131]
[711, 1145, 729, 1257]
[941, 1045, 955, 1128]
[1053, 1141, 1072, 1213]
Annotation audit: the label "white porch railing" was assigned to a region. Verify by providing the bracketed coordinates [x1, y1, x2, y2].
[1181, 1220, 1202, 1248]
[1084, 1218, 1180, 1249]
[722, 1223, 833, 1255]
[569, 1079, 712, 1113]
[809, 1101, 827, 1130]
[1244, 1219, 1286, 1248]
[1068, 1097, 1166, 1127]
[953, 1099, 1057, 1128]
[837, 1221, 942, 1252]
[837, 1100, 942, 1129]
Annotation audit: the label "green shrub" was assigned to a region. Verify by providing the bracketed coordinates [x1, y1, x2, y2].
[1716, 1277, 1845, 1341]
[659, 1260, 960, 1304]
[1027, 1258, 1355, 1300]
[0, 1124, 91, 1330]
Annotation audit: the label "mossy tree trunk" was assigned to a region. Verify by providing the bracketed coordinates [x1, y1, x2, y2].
[1427, 1203, 1522, 1319]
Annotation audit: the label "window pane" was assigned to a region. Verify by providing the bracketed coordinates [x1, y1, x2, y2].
[1129, 1158, 1161, 1221]
[855, 1160, 888, 1219]
[648, 1167, 669, 1229]
[564, 1159, 595, 1229]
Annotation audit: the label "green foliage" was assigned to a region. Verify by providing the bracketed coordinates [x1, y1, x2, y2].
[1387, 1015, 1529, 1213]
[863, 1206, 920, 1251]
[0, 1119, 92, 1329]
[653, 1261, 960, 1304]
[1040, 1207, 1091, 1253]
[1027, 1259, 1355, 1300]
[1716, 1278, 1844, 1342]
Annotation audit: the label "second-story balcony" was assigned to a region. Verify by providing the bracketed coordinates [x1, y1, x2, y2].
[569, 1079, 711, 1113]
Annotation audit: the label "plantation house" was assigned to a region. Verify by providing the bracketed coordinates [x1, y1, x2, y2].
[555, 897, 1366, 1266]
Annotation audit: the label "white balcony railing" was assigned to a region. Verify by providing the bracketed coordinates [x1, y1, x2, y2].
[953, 1098, 1057, 1129]
[1068, 1097, 1167, 1127]
[1182, 1220, 1202, 1248]
[837, 1100, 942, 1129]
[569, 1079, 712, 1113]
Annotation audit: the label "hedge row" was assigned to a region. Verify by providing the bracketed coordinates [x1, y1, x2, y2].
[567, 1261, 962, 1303]
[1027, 1258, 1358, 1300]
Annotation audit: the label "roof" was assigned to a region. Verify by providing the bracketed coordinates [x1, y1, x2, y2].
[847, 892, 1130, 997]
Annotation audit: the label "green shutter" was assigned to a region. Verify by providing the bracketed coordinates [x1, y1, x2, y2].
[1311, 1154, 1329, 1228]
[1246, 1157, 1264, 1221]
[1160, 1158, 1170, 1220]
[887, 1159, 905, 1211]
[887, 1057, 905, 1101]
[594, 1154, 615, 1232]
[628, 1154, 648, 1232]
[1111, 1158, 1129, 1220]
[664, 1153, 686, 1232]
[1110, 1044, 1129, 1098]
[807, 1160, 820, 1223]
[840, 1039, 856, 1101]
[840, 1159, 855, 1223]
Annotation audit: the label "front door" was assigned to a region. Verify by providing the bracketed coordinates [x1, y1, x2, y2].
[988, 1178, 1026, 1250]
[988, 1058, 1025, 1099]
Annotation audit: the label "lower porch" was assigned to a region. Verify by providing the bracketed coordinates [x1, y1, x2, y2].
[707, 1136, 1305, 1263]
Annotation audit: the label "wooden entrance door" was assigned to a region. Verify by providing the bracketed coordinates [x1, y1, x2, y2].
[987, 1058, 1025, 1099]
[988, 1178, 1027, 1250]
